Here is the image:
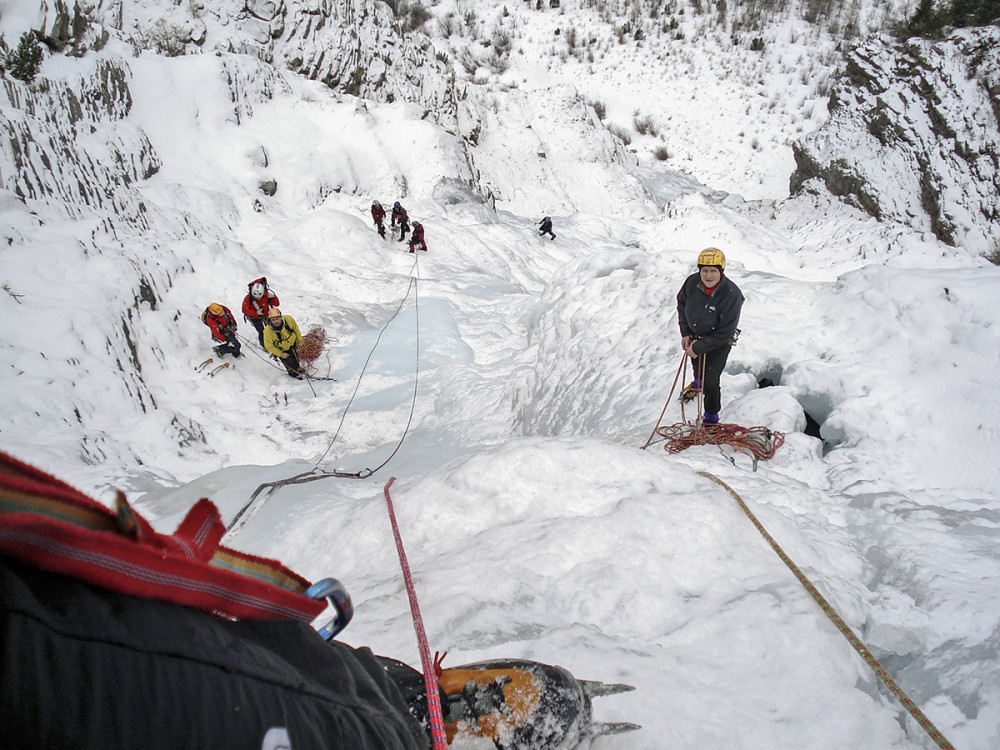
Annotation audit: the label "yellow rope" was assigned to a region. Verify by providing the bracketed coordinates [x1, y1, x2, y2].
[699, 471, 956, 750]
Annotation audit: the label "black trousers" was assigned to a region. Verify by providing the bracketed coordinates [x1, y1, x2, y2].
[693, 344, 731, 415]
[216, 331, 242, 357]
[281, 347, 302, 375]
[249, 318, 266, 347]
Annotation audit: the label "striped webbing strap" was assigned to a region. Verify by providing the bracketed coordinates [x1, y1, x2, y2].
[0, 450, 324, 622]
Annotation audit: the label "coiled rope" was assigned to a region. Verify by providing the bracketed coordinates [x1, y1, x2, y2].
[642, 354, 783, 469]
[234, 331, 336, 391]
[701, 471, 956, 750]
[658, 422, 784, 469]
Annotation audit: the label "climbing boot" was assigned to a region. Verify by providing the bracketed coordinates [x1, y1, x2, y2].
[680, 379, 702, 403]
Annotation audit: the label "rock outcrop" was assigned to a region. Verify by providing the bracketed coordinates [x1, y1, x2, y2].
[86, 0, 458, 130]
[790, 26, 1000, 252]
[0, 57, 158, 225]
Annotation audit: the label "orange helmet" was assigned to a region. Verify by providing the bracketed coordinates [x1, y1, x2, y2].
[267, 307, 282, 320]
[208, 303, 224, 315]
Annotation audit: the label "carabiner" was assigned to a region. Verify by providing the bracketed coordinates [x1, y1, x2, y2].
[305, 577, 354, 641]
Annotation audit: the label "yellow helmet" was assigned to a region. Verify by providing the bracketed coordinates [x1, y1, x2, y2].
[208, 303, 224, 315]
[697, 247, 726, 269]
[267, 307, 282, 320]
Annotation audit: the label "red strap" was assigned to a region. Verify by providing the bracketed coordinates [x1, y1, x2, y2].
[383, 478, 448, 750]
[0, 451, 324, 621]
[433, 651, 448, 679]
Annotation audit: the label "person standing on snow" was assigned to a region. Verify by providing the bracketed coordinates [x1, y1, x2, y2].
[538, 216, 555, 240]
[391, 201, 410, 243]
[263, 308, 305, 379]
[202, 302, 242, 359]
[371, 200, 386, 238]
[676, 248, 744, 426]
[241, 278, 280, 347]
[407, 221, 427, 253]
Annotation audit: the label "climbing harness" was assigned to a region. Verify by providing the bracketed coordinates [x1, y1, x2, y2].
[679, 350, 706, 425]
[236, 332, 291, 372]
[0, 450, 326, 622]
[383, 477, 449, 750]
[700, 472, 956, 750]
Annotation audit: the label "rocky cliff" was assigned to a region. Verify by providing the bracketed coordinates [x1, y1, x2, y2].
[790, 26, 1000, 253]
[67, 0, 460, 128]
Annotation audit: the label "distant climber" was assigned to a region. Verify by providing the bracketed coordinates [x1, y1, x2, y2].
[538, 216, 555, 240]
[407, 221, 427, 253]
[391, 201, 410, 243]
[263, 307, 304, 379]
[676, 247, 744, 426]
[241, 277, 280, 347]
[201, 302, 242, 359]
[371, 200, 386, 239]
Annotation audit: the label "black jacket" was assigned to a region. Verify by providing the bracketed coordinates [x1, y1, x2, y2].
[1, 558, 429, 750]
[676, 272, 744, 355]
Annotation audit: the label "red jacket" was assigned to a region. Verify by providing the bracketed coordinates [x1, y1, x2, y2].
[242, 291, 280, 321]
[202, 306, 237, 342]
[371, 204, 385, 222]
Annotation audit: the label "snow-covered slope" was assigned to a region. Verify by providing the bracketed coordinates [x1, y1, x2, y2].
[3, 2, 1000, 749]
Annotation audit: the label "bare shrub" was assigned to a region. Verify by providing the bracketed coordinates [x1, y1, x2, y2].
[2, 283, 24, 303]
[136, 19, 188, 57]
[607, 122, 632, 145]
[402, 1, 432, 31]
[486, 27, 512, 73]
[458, 47, 479, 75]
[439, 13, 457, 37]
[986, 241, 1000, 266]
[633, 112, 658, 136]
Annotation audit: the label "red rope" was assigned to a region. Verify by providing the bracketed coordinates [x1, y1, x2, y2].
[383, 478, 448, 749]
[658, 421, 785, 464]
[642, 355, 687, 449]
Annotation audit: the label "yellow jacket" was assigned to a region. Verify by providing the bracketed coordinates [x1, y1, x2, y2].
[263, 315, 302, 356]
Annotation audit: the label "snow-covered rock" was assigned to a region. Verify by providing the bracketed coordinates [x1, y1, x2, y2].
[791, 26, 1000, 253]
[0, 57, 157, 223]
